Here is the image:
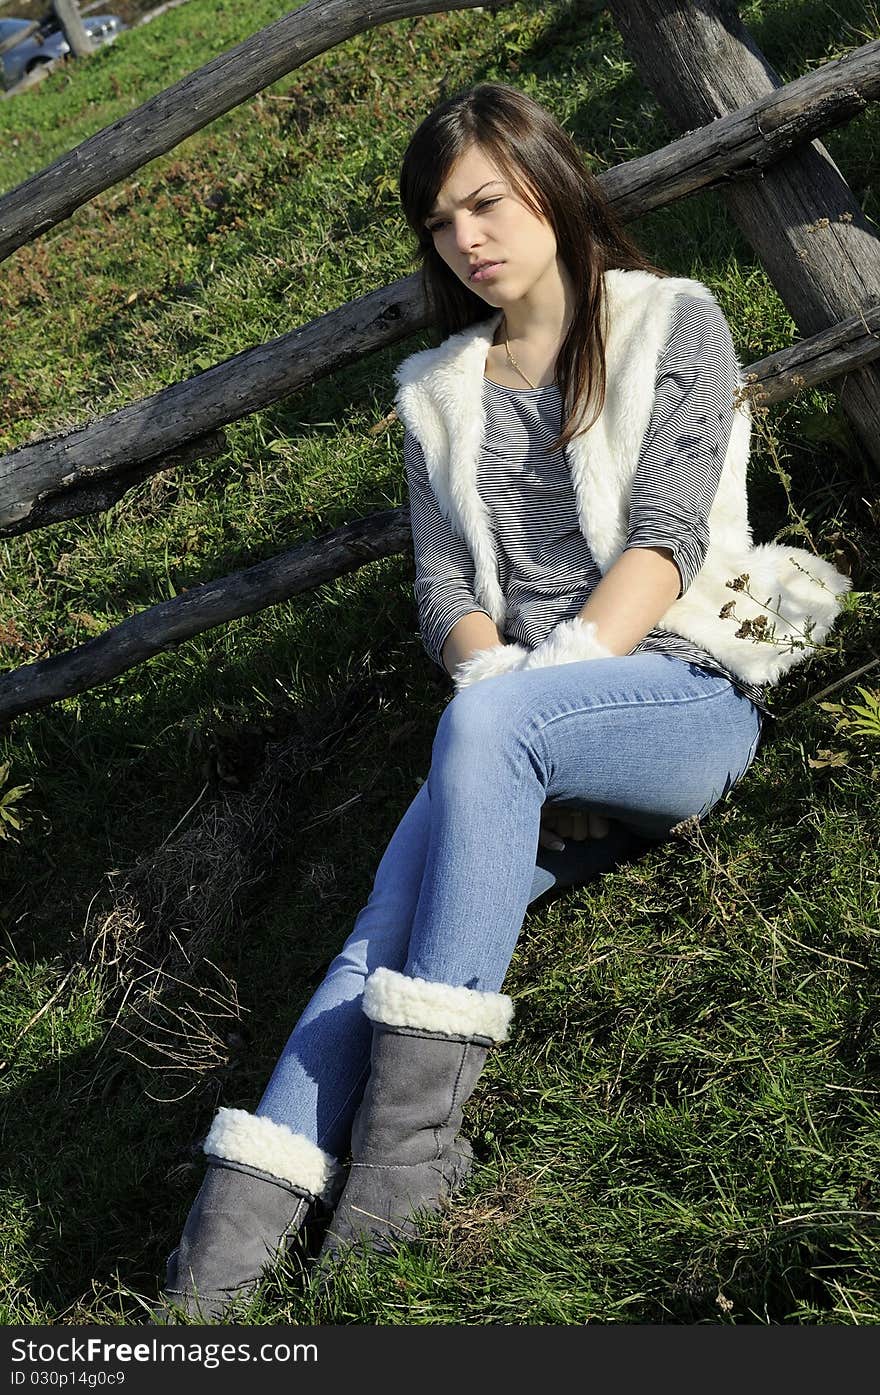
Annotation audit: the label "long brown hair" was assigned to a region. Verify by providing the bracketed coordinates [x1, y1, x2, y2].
[399, 82, 670, 452]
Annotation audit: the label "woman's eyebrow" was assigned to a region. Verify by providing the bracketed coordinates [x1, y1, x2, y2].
[427, 180, 505, 218]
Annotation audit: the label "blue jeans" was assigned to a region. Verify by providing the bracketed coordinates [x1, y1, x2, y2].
[256, 654, 763, 1159]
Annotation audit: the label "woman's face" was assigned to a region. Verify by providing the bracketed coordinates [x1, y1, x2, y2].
[425, 143, 560, 308]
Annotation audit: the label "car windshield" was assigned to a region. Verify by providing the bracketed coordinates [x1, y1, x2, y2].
[0, 20, 29, 39]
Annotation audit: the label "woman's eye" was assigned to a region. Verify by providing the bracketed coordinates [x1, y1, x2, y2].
[427, 197, 501, 234]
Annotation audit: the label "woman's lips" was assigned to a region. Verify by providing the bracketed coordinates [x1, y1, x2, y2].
[470, 261, 503, 282]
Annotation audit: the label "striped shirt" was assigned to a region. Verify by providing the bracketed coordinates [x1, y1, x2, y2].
[404, 293, 773, 719]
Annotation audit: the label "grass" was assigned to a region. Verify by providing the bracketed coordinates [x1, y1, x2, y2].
[1, 0, 879, 1326]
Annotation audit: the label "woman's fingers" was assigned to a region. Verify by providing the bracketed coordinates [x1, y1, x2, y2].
[539, 806, 567, 851]
[565, 810, 588, 840]
[539, 805, 611, 844]
[538, 825, 566, 851]
[552, 808, 592, 840]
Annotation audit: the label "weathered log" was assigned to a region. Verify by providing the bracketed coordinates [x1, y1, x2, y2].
[15, 430, 229, 532]
[5, 34, 880, 539]
[0, 0, 509, 263]
[740, 302, 880, 407]
[602, 37, 880, 217]
[0, 509, 413, 726]
[607, 0, 880, 471]
[0, 277, 430, 536]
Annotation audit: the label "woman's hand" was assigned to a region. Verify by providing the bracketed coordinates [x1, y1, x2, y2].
[538, 802, 610, 851]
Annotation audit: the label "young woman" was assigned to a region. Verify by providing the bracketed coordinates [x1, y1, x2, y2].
[157, 82, 850, 1321]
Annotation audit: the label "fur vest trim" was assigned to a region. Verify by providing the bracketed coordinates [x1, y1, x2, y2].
[393, 267, 851, 686]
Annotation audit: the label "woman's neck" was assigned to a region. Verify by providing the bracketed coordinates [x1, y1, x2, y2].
[495, 256, 576, 345]
[491, 310, 573, 389]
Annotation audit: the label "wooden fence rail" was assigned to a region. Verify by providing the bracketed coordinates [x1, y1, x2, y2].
[743, 302, 880, 405]
[0, 278, 427, 536]
[600, 37, 880, 215]
[0, 510, 413, 725]
[3, 34, 880, 539]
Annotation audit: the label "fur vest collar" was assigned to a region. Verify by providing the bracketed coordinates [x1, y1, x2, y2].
[393, 267, 850, 686]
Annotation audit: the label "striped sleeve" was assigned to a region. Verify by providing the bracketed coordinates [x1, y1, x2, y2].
[404, 426, 492, 668]
[625, 293, 740, 598]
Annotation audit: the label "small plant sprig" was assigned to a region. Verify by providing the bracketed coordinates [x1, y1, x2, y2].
[0, 762, 32, 841]
[809, 685, 880, 770]
[827, 686, 880, 741]
[717, 561, 851, 660]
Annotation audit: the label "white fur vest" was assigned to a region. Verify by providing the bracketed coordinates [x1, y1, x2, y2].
[393, 267, 851, 687]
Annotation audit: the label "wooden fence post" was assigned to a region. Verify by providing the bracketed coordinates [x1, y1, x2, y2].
[607, 0, 880, 472]
[52, 0, 95, 56]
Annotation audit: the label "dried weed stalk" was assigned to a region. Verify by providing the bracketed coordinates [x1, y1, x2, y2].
[76, 682, 376, 1101]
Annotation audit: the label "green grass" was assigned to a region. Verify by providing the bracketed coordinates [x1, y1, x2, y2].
[1, 0, 879, 1326]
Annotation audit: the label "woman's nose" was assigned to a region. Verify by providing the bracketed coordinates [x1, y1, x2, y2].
[453, 215, 480, 255]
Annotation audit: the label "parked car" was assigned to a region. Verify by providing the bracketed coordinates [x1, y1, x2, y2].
[0, 13, 126, 89]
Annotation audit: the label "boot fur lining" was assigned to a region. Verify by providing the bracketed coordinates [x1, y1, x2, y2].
[363, 967, 514, 1042]
[204, 1107, 340, 1200]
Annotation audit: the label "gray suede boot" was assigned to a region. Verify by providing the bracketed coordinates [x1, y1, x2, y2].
[317, 966, 514, 1262]
[157, 1107, 342, 1322]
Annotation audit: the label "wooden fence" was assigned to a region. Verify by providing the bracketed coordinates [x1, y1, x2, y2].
[0, 0, 878, 726]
